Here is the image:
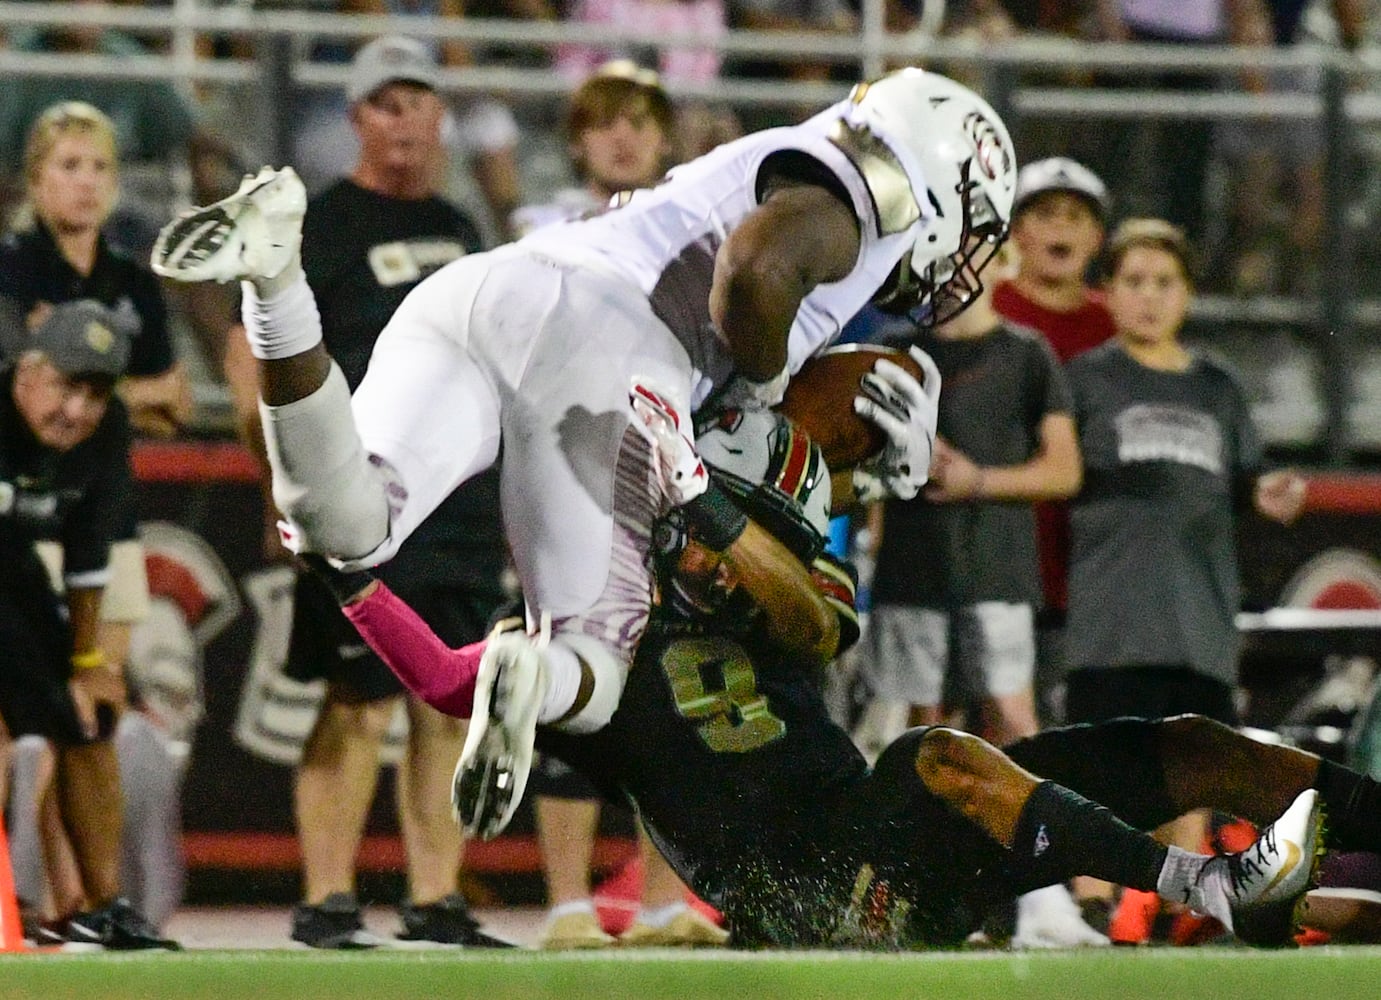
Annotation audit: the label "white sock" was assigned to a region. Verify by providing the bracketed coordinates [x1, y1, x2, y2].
[1157, 846, 1232, 929]
[240, 268, 321, 359]
[537, 640, 581, 724]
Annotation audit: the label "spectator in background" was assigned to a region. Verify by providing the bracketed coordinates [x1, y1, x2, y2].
[1085, 0, 1274, 252]
[992, 156, 1115, 729]
[726, 0, 859, 85]
[512, 61, 727, 950]
[1062, 218, 1308, 943]
[1210, 0, 1367, 296]
[855, 256, 1098, 948]
[0, 299, 174, 949]
[0, 101, 193, 439]
[0, 0, 244, 254]
[0, 106, 184, 921]
[556, 0, 728, 86]
[287, 0, 525, 243]
[223, 35, 511, 951]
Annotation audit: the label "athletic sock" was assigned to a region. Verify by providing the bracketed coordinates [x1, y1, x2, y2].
[1008, 781, 1168, 895]
[1313, 759, 1381, 851]
[538, 640, 581, 724]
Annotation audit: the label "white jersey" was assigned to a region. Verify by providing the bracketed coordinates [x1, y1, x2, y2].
[521, 99, 931, 408]
[508, 187, 606, 239]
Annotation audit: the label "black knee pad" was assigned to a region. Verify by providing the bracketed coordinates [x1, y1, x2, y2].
[1004, 717, 1178, 831]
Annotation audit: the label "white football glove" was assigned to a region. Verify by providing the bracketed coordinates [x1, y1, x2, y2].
[629, 377, 709, 508]
[851, 345, 942, 504]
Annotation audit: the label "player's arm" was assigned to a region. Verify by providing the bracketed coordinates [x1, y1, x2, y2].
[721, 520, 841, 667]
[709, 181, 861, 382]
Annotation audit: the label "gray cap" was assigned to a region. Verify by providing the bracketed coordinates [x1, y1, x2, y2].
[32, 299, 132, 380]
[347, 35, 438, 104]
[1013, 156, 1109, 220]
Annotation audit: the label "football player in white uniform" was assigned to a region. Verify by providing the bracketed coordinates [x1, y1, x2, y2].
[151, 67, 1016, 840]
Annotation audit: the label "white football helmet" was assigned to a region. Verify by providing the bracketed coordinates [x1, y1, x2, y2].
[836, 68, 1017, 324]
[696, 409, 832, 563]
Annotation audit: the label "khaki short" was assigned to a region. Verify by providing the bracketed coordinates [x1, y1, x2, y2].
[861, 601, 1035, 706]
[33, 538, 151, 624]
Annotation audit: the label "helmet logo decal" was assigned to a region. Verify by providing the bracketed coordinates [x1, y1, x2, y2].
[963, 111, 1011, 184]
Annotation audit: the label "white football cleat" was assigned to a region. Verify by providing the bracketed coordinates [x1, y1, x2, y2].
[451, 617, 550, 840]
[1188, 788, 1323, 939]
[151, 166, 306, 283]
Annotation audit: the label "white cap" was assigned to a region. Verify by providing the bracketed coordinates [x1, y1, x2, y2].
[1013, 157, 1109, 220]
[347, 35, 437, 104]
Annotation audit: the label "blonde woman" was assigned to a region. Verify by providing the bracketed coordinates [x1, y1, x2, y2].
[0, 100, 191, 438]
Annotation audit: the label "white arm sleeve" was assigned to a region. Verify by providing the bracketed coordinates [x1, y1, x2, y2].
[260, 360, 391, 562]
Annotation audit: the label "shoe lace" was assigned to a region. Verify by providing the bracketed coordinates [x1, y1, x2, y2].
[1228, 823, 1278, 897]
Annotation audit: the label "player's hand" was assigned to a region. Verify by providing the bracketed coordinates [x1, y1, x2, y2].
[630, 378, 709, 507]
[68, 667, 126, 740]
[852, 346, 941, 503]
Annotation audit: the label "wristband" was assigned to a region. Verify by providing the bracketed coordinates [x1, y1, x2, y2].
[299, 553, 376, 606]
[682, 481, 749, 552]
[70, 650, 106, 671]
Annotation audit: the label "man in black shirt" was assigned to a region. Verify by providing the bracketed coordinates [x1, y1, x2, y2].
[0, 299, 174, 949]
[222, 35, 508, 951]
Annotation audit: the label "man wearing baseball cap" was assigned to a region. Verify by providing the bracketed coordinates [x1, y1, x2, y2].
[346, 35, 440, 106]
[1, 300, 173, 948]
[224, 33, 511, 949]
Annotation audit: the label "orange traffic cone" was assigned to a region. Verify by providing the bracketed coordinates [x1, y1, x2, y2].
[0, 819, 29, 952]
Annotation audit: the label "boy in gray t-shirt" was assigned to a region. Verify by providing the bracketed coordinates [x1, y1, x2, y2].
[861, 270, 1081, 748]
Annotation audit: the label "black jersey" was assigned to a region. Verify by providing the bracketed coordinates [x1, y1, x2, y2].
[539, 555, 1023, 948]
[0, 223, 174, 378]
[0, 366, 133, 578]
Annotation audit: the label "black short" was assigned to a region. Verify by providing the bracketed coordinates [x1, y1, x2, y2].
[0, 556, 96, 746]
[284, 570, 502, 703]
[1064, 666, 1237, 727]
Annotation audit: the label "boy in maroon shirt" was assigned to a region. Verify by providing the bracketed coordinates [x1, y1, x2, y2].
[994, 156, 1113, 645]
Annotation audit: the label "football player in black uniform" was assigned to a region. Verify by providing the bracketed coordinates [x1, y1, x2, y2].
[311, 406, 1380, 948]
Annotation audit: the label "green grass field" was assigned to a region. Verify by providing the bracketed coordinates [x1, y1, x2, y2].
[4, 947, 1381, 1000]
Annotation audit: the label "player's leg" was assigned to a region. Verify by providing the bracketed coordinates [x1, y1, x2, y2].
[1006, 714, 1381, 854]
[454, 261, 693, 839]
[900, 726, 1322, 935]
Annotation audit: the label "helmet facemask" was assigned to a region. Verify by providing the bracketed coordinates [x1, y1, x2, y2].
[877, 156, 1009, 328]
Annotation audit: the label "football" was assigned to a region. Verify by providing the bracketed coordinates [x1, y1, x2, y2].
[777, 344, 926, 472]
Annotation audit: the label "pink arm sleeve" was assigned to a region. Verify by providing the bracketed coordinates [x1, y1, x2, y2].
[341, 582, 482, 718]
